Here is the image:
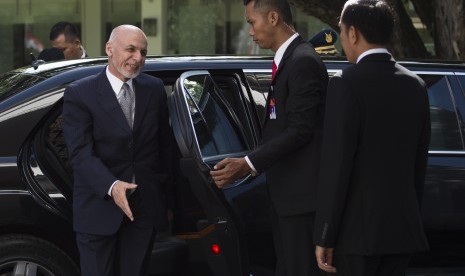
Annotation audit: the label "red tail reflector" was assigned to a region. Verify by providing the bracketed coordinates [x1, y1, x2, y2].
[211, 244, 221, 255]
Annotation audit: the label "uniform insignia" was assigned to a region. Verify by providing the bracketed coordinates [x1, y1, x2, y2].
[308, 29, 338, 56]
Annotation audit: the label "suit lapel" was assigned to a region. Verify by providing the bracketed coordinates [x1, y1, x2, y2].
[263, 36, 304, 126]
[273, 35, 304, 81]
[132, 77, 151, 132]
[96, 71, 132, 134]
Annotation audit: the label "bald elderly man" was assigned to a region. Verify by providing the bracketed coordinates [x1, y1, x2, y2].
[62, 25, 172, 276]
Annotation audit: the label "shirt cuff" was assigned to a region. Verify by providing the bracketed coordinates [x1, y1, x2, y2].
[244, 156, 258, 176]
[108, 180, 119, 197]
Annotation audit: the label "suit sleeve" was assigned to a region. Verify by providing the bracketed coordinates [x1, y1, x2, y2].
[313, 75, 360, 247]
[248, 55, 326, 171]
[62, 84, 118, 198]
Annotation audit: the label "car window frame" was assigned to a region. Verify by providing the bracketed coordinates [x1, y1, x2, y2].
[414, 71, 465, 154]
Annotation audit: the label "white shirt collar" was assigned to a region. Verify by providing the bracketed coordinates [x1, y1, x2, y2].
[105, 66, 134, 98]
[80, 46, 87, 59]
[274, 33, 299, 68]
[356, 48, 391, 64]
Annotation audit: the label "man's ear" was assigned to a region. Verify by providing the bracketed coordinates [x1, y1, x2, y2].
[105, 42, 112, 57]
[348, 25, 358, 45]
[268, 10, 279, 26]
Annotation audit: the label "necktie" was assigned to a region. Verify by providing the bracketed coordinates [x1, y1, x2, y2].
[272, 60, 277, 80]
[119, 83, 135, 129]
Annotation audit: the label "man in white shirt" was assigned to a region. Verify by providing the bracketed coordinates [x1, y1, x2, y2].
[62, 25, 172, 276]
[211, 0, 328, 275]
[314, 1, 430, 275]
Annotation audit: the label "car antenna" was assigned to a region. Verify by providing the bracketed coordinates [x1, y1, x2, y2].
[30, 52, 45, 70]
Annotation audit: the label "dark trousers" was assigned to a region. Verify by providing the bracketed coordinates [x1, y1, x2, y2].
[76, 190, 156, 276]
[334, 254, 411, 276]
[271, 208, 320, 276]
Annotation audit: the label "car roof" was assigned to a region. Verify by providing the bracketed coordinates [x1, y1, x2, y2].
[15, 55, 465, 79]
[14, 56, 273, 78]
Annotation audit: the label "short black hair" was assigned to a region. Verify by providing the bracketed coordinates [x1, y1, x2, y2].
[38, 47, 65, 62]
[341, 0, 394, 45]
[49, 21, 80, 42]
[243, 0, 293, 26]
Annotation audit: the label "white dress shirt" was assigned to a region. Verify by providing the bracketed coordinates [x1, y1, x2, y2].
[245, 33, 300, 175]
[105, 66, 135, 196]
[356, 48, 391, 64]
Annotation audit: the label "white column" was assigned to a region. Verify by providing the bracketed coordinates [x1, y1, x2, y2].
[81, 0, 105, 57]
[141, 0, 167, 55]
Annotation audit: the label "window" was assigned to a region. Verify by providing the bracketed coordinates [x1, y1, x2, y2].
[454, 74, 465, 142]
[183, 74, 248, 158]
[421, 74, 463, 150]
[0, 72, 44, 102]
[245, 73, 270, 126]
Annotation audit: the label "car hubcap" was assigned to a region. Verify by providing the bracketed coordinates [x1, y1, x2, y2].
[0, 261, 54, 276]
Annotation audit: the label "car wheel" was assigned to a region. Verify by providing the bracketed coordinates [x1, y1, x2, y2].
[0, 234, 80, 276]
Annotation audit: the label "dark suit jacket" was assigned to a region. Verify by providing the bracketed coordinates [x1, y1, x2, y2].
[248, 36, 328, 216]
[314, 53, 430, 255]
[62, 69, 172, 235]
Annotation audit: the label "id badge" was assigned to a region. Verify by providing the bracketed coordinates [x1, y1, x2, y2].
[269, 97, 276, 119]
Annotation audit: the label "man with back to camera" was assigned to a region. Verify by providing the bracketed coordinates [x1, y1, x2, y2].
[62, 25, 172, 276]
[314, 0, 430, 275]
[50, 21, 87, 60]
[210, 0, 328, 275]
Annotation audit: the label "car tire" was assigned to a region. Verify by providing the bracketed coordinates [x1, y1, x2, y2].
[0, 234, 80, 276]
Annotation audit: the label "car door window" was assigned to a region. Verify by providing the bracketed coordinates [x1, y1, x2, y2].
[25, 99, 72, 218]
[245, 73, 271, 126]
[183, 73, 249, 159]
[420, 74, 463, 150]
[454, 74, 465, 140]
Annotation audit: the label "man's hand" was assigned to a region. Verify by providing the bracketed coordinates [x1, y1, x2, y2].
[315, 245, 337, 273]
[210, 158, 250, 188]
[111, 181, 138, 221]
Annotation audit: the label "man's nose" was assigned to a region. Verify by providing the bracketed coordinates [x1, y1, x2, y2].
[133, 51, 144, 61]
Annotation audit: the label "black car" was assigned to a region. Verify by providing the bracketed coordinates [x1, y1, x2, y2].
[0, 56, 464, 276]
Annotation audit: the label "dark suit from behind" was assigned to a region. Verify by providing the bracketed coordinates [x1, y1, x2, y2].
[314, 53, 430, 273]
[248, 35, 328, 275]
[62, 69, 172, 275]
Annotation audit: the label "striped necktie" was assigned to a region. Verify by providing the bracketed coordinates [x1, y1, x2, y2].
[119, 82, 135, 129]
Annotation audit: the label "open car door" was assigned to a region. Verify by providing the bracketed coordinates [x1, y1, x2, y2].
[169, 70, 257, 276]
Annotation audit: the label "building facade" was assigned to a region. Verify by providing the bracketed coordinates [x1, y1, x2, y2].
[0, 0, 331, 74]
